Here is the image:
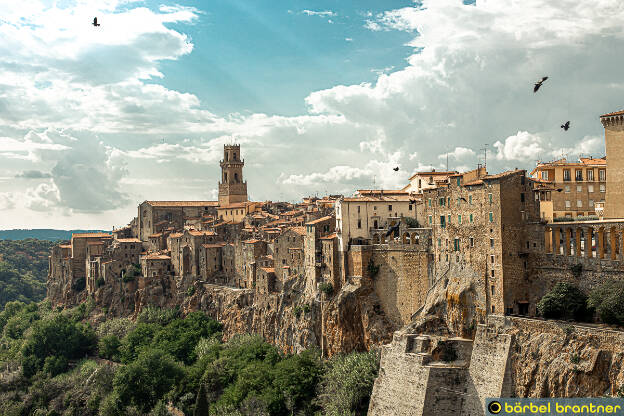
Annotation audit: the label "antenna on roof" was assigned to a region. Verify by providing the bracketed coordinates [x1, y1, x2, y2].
[480, 144, 488, 172]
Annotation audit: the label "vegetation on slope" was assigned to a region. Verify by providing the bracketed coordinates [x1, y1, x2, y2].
[0, 239, 58, 308]
[0, 302, 380, 416]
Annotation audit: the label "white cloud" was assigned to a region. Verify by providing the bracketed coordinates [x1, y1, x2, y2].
[345, 38, 353, 42]
[494, 131, 544, 161]
[439, 147, 476, 161]
[301, 10, 336, 18]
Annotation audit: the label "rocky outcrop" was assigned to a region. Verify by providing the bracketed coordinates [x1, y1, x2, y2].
[48, 272, 395, 357]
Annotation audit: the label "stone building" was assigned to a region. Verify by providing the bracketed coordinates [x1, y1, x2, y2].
[137, 201, 218, 241]
[402, 170, 459, 194]
[304, 216, 336, 293]
[198, 242, 226, 283]
[419, 169, 541, 315]
[530, 157, 606, 220]
[218, 144, 248, 206]
[274, 226, 306, 282]
[602, 109, 624, 218]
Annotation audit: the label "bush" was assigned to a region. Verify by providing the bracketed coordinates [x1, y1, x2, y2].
[21, 314, 97, 377]
[113, 349, 185, 413]
[537, 282, 590, 321]
[404, 217, 420, 228]
[42, 355, 68, 376]
[319, 282, 333, 297]
[187, 286, 196, 297]
[293, 306, 302, 318]
[316, 350, 379, 415]
[99, 335, 122, 361]
[588, 280, 624, 325]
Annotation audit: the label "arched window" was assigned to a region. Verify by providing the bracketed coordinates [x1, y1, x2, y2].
[225, 152, 229, 162]
[224, 172, 228, 182]
[234, 173, 239, 183]
[233, 152, 237, 160]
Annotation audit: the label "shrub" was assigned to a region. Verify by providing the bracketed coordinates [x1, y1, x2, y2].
[404, 217, 420, 228]
[319, 283, 333, 297]
[21, 314, 97, 377]
[570, 353, 581, 364]
[293, 306, 302, 318]
[42, 355, 68, 376]
[316, 350, 379, 416]
[367, 258, 380, 279]
[302, 304, 311, 314]
[72, 277, 86, 292]
[99, 335, 122, 361]
[537, 282, 590, 321]
[113, 349, 185, 413]
[588, 280, 624, 325]
[187, 286, 196, 297]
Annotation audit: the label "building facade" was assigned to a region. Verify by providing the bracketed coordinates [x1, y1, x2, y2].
[218, 144, 248, 206]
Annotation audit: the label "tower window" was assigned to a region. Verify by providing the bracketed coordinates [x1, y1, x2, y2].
[234, 173, 239, 183]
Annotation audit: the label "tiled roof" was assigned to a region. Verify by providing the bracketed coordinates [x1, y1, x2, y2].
[320, 233, 338, 240]
[169, 233, 183, 238]
[600, 109, 624, 117]
[259, 267, 275, 274]
[288, 226, 306, 236]
[305, 216, 333, 225]
[146, 201, 218, 207]
[149, 233, 162, 238]
[408, 171, 458, 180]
[218, 202, 252, 209]
[202, 243, 227, 249]
[117, 238, 141, 243]
[144, 253, 171, 260]
[243, 239, 261, 244]
[72, 232, 112, 239]
[483, 169, 524, 180]
[357, 189, 409, 195]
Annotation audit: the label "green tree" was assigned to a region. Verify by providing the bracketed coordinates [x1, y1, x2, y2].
[537, 282, 589, 321]
[99, 335, 122, 361]
[588, 280, 624, 325]
[194, 383, 209, 416]
[316, 350, 379, 416]
[113, 349, 185, 413]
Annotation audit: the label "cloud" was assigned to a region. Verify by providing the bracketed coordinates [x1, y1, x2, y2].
[16, 170, 52, 179]
[0, 193, 16, 210]
[301, 10, 336, 18]
[494, 131, 544, 161]
[439, 147, 476, 161]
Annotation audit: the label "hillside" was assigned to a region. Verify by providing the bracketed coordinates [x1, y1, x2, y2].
[0, 229, 109, 241]
[0, 239, 58, 308]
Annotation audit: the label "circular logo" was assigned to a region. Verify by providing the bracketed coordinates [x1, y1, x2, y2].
[488, 401, 502, 414]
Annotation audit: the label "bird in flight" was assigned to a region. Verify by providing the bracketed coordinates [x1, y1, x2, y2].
[385, 222, 400, 237]
[533, 76, 548, 93]
[393, 167, 399, 172]
[92, 17, 100, 27]
[561, 121, 570, 131]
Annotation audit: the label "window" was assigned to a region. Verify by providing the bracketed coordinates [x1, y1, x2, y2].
[428, 198, 432, 207]
[491, 269, 495, 277]
[491, 285, 495, 296]
[454, 238, 460, 251]
[588, 184, 594, 193]
[564, 185, 570, 193]
[438, 238, 441, 248]
[388, 205, 392, 211]
[469, 237, 474, 247]
[600, 184, 606, 193]
[357, 206, 360, 213]
[447, 214, 451, 224]
[587, 169, 594, 181]
[589, 199, 594, 208]
[457, 177, 461, 186]
[565, 200, 571, 208]
[492, 306, 495, 313]
[418, 179, 422, 188]
[488, 193, 493, 204]
[599, 170, 606, 181]
[439, 197, 445, 206]
[490, 255, 495, 264]
[458, 214, 462, 224]
[577, 185, 582, 193]
[428, 215, 432, 224]
[440, 216, 446, 228]
[575, 169, 583, 181]
[577, 200, 582, 208]
[469, 195, 472, 205]
[489, 212, 493, 223]
[490, 238, 494, 248]
[447, 197, 451, 206]
[520, 193, 525, 202]
[409, 204, 413, 211]
[563, 169, 571, 181]
[541, 171, 549, 180]
[357, 219, 361, 229]
[469, 213, 473, 223]
[374, 205, 377, 210]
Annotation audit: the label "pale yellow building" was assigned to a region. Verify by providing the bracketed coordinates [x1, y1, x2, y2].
[335, 192, 419, 251]
[601, 109, 624, 219]
[402, 170, 458, 194]
[217, 201, 260, 223]
[530, 157, 606, 220]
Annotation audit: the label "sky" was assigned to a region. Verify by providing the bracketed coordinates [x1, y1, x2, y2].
[0, 0, 622, 229]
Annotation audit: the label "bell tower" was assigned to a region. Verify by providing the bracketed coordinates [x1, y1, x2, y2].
[601, 110, 624, 219]
[218, 144, 248, 206]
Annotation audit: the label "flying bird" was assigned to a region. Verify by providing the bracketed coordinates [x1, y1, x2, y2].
[561, 121, 570, 131]
[92, 17, 100, 27]
[393, 167, 399, 172]
[533, 76, 548, 93]
[385, 222, 400, 237]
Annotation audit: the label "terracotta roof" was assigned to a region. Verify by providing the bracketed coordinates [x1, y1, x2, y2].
[72, 232, 112, 239]
[202, 243, 227, 249]
[59, 244, 71, 249]
[463, 179, 484, 186]
[305, 216, 333, 226]
[288, 226, 306, 236]
[579, 157, 606, 165]
[408, 171, 458, 180]
[144, 253, 171, 260]
[146, 201, 218, 207]
[357, 189, 409, 195]
[342, 195, 411, 202]
[117, 238, 141, 243]
[169, 233, 183, 238]
[600, 109, 624, 117]
[243, 239, 262, 244]
[259, 267, 275, 274]
[218, 202, 252, 209]
[149, 233, 162, 238]
[288, 247, 302, 250]
[483, 169, 524, 180]
[320, 233, 337, 240]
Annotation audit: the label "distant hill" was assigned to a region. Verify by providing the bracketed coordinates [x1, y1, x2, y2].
[0, 229, 110, 241]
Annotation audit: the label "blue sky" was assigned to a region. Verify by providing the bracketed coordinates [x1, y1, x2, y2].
[147, 0, 415, 115]
[0, 0, 622, 229]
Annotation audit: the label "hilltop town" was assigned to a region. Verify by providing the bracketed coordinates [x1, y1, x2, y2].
[46, 110, 624, 414]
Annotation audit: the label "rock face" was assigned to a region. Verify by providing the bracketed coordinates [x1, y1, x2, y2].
[48, 272, 395, 357]
[368, 315, 624, 416]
